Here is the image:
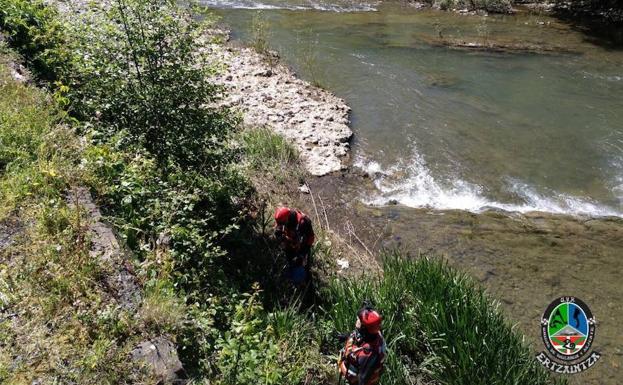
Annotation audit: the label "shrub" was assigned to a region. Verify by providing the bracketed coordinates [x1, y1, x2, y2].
[215, 286, 328, 385]
[65, 0, 237, 172]
[83, 139, 249, 298]
[0, 0, 70, 82]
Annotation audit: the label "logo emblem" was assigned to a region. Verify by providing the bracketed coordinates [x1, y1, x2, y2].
[536, 296, 601, 374]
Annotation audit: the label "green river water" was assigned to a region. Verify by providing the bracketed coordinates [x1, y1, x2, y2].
[207, 2, 622, 383]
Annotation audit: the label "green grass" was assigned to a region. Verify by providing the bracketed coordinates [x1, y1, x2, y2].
[0, 47, 76, 218]
[0, 53, 165, 384]
[322, 252, 566, 385]
[240, 127, 298, 170]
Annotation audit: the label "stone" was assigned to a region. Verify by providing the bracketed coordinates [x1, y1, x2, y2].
[131, 337, 187, 385]
[336, 258, 350, 270]
[210, 38, 352, 175]
[298, 184, 311, 194]
[67, 187, 140, 310]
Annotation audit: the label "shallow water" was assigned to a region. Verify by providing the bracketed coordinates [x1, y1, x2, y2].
[210, 1, 623, 217]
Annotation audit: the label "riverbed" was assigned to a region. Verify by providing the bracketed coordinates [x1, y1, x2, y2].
[205, 1, 623, 383]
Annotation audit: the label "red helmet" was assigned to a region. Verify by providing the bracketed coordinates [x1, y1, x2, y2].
[358, 308, 382, 334]
[274, 207, 291, 225]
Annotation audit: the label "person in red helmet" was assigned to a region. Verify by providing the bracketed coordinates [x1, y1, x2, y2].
[273, 206, 315, 286]
[338, 304, 386, 385]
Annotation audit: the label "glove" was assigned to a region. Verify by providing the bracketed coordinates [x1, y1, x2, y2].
[335, 332, 349, 343]
[274, 228, 284, 239]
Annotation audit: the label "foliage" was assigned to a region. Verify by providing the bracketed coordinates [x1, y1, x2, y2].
[83, 137, 249, 298]
[0, 0, 70, 82]
[65, 0, 236, 171]
[215, 286, 328, 385]
[322, 253, 567, 385]
[0, 54, 73, 218]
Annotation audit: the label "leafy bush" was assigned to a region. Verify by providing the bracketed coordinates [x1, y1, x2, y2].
[83, 138, 249, 298]
[215, 286, 328, 385]
[0, 0, 70, 82]
[65, 0, 237, 171]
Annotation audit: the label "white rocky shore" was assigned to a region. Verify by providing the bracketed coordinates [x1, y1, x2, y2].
[210, 42, 353, 176]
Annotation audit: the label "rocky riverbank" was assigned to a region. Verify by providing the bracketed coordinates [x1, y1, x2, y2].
[209, 36, 353, 176]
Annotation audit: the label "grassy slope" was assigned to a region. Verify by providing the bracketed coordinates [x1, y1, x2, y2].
[0, 49, 160, 384]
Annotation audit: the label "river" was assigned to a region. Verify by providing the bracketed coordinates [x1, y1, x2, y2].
[205, 1, 622, 383]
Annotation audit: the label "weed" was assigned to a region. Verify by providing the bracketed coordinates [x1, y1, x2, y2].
[240, 127, 298, 171]
[299, 31, 326, 89]
[0, 0, 71, 82]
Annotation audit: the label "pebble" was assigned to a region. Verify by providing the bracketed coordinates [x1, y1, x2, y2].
[298, 184, 311, 194]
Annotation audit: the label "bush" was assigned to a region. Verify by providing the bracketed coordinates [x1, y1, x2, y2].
[215, 286, 328, 385]
[0, 0, 70, 82]
[83, 138, 249, 299]
[65, 0, 237, 172]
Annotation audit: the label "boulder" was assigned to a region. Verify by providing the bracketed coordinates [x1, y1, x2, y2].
[131, 337, 187, 384]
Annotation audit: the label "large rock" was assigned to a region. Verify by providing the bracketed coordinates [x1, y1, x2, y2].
[131, 337, 187, 384]
[67, 187, 141, 310]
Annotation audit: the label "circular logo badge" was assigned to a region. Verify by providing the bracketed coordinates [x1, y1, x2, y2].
[540, 296, 596, 362]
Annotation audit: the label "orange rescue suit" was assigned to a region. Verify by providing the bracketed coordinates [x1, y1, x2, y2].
[338, 331, 386, 385]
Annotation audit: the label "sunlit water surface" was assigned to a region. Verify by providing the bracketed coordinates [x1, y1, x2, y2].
[207, 1, 623, 217]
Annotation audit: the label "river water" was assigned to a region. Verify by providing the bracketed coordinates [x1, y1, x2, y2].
[205, 1, 622, 383]
[210, 1, 623, 217]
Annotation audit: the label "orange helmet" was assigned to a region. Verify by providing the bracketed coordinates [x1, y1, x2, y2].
[358, 307, 382, 334]
[274, 207, 292, 225]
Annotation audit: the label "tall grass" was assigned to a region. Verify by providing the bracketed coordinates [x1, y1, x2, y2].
[322, 252, 566, 385]
[240, 127, 298, 171]
[0, 50, 75, 219]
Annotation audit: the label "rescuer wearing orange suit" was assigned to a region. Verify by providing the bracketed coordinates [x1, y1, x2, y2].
[338, 305, 386, 385]
[273, 206, 315, 286]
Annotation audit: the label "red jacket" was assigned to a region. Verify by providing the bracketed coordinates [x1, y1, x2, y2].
[275, 209, 315, 251]
[339, 332, 386, 385]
